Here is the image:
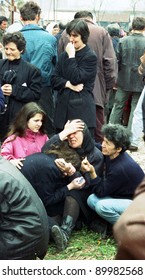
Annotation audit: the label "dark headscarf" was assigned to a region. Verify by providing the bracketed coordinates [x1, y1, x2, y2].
[74, 123, 95, 158]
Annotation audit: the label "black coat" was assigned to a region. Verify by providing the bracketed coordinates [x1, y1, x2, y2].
[0, 58, 42, 140]
[21, 152, 70, 217]
[0, 156, 49, 260]
[51, 45, 97, 129]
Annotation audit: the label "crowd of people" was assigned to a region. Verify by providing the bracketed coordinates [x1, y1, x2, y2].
[0, 1, 145, 260]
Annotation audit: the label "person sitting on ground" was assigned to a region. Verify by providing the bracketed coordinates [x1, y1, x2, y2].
[0, 86, 4, 112]
[41, 119, 104, 250]
[113, 177, 145, 259]
[1, 102, 48, 169]
[20, 129, 86, 251]
[81, 123, 144, 229]
[0, 155, 49, 260]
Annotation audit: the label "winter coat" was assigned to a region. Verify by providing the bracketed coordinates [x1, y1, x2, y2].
[51, 45, 97, 129]
[0, 58, 42, 140]
[117, 33, 145, 92]
[0, 156, 49, 260]
[21, 152, 70, 217]
[21, 24, 57, 87]
[1, 129, 48, 160]
[58, 20, 116, 108]
[0, 86, 4, 112]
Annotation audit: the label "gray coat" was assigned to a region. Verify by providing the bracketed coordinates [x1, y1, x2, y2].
[117, 33, 145, 92]
[0, 156, 49, 260]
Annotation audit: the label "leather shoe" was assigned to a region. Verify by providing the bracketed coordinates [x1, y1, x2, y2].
[51, 225, 68, 251]
[128, 145, 138, 152]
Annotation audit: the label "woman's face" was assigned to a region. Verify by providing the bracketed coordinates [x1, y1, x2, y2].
[102, 137, 121, 159]
[4, 42, 22, 61]
[67, 131, 83, 148]
[69, 32, 85, 51]
[27, 113, 43, 133]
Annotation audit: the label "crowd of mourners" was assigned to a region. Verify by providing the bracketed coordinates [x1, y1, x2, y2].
[0, 1, 145, 260]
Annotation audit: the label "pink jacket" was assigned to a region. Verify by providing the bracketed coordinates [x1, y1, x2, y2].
[1, 129, 49, 160]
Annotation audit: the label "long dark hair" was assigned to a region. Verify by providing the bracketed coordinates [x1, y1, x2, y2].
[45, 141, 81, 170]
[6, 102, 47, 141]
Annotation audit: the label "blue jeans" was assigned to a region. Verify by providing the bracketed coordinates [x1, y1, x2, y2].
[87, 194, 132, 224]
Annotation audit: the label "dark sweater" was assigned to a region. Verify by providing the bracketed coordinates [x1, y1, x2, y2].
[91, 152, 144, 199]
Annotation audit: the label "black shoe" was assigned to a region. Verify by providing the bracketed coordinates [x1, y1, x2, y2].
[128, 145, 138, 152]
[51, 225, 68, 251]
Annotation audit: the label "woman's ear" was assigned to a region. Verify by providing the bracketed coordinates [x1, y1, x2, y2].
[117, 147, 122, 153]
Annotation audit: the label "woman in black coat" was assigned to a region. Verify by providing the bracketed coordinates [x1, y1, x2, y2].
[0, 31, 42, 141]
[0, 86, 4, 112]
[20, 119, 104, 250]
[41, 119, 104, 249]
[51, 19, 97, 136]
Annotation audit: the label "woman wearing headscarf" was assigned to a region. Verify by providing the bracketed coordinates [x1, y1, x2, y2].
[41, 119, 104, 250]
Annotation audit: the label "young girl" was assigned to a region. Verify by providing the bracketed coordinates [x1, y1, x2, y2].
[1, 102, 49, 169]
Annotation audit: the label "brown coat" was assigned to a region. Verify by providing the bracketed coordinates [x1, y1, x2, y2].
[58, 20, 117, 108]
[113, 177, 145, 259]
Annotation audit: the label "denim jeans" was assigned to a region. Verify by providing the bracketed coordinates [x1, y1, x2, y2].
[131, 86, 145, 147]
[87, 194, 132, 224]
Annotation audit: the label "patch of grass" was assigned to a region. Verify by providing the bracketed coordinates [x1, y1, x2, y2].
[44, 227, 117, 260]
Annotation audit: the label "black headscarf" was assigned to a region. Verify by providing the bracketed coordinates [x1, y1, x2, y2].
[74, 123, 95, 158]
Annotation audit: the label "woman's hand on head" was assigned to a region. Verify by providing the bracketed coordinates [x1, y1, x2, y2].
[67, 176, 86, 190]
[59, 119, 84, 140]
[10, 158, 25, 169]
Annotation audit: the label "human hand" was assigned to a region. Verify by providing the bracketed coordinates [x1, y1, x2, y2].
[65, 81, 84, 92]
[2, 84, 12, 96]
[81, 157, 97, 179]
[55, 158, 76, 176]
[59, 119, 84, 140]
[65, 42, 75, 58]
[10, 158, 25, 169]
[67, 176, 86, 190]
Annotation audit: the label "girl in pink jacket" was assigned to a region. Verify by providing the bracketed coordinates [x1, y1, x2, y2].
[1, 102, 49, 169]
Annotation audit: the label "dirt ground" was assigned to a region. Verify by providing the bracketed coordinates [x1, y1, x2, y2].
[127, 137, 145, 172]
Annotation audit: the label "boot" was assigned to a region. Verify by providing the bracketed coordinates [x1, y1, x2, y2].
[61, 215, 75, 240]
[51, 225, 68, 251]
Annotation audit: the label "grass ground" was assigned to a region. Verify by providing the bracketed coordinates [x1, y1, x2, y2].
[44, 227, 117, 260]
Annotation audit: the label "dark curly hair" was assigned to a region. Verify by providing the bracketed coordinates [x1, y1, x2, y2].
[101, 124, 131, 152]
[3, 32, 26, 53]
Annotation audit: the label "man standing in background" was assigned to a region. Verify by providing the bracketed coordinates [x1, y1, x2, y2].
[0, 16, 8, 59]
[20, 1, 57, 137]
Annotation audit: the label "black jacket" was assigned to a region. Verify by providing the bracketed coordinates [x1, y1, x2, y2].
[51, 45, 97, 129]
[21, 152, 70, 217]
[0, 156, 49, 260]
[0, 58, 42, 140]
